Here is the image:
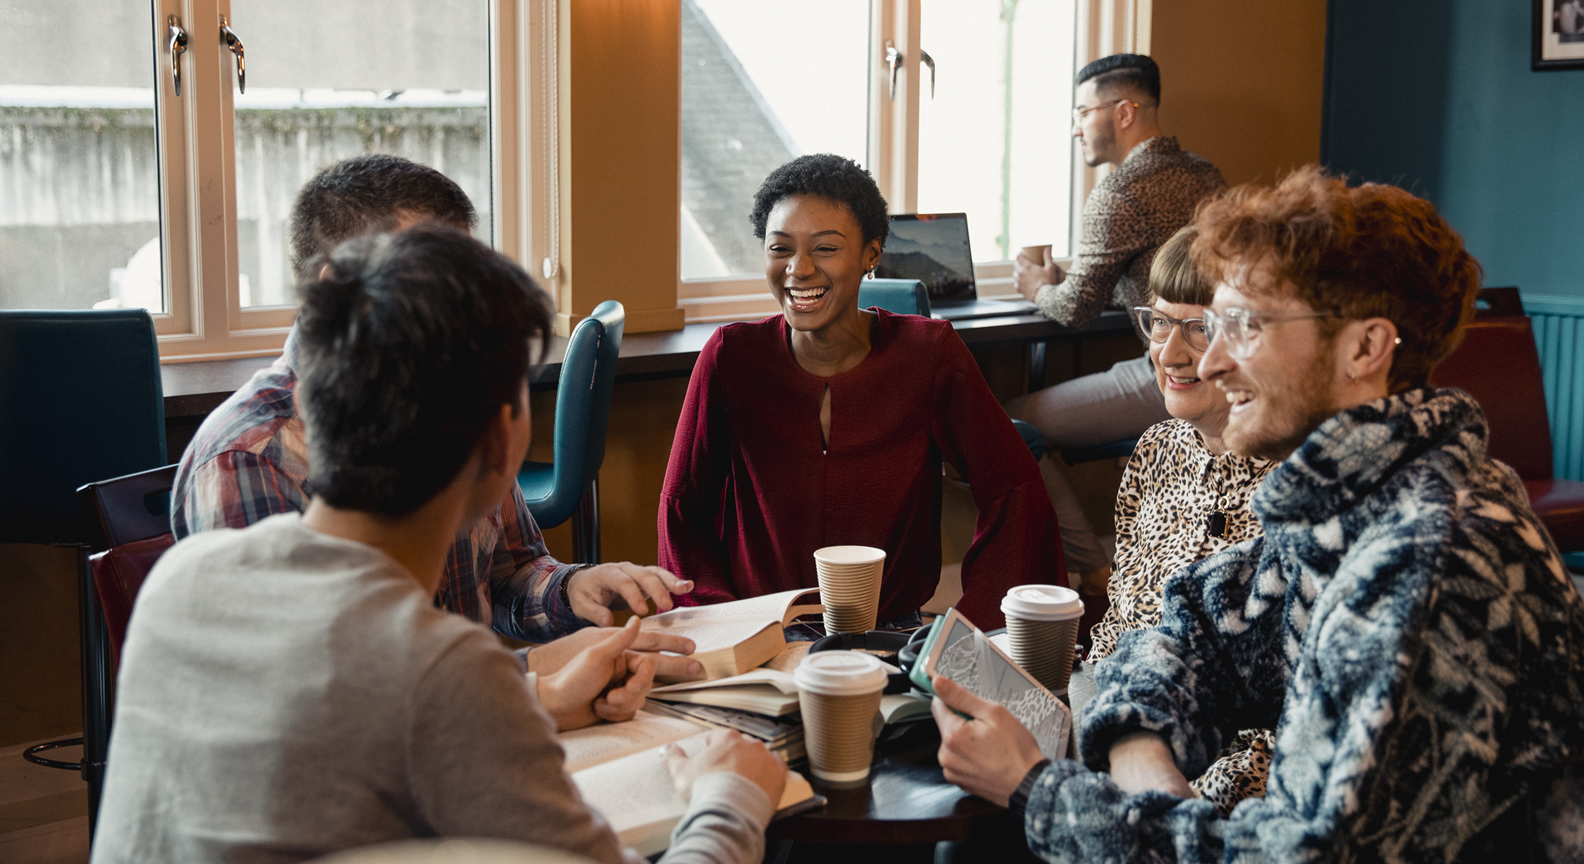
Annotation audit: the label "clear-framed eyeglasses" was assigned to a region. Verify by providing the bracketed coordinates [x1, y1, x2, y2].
[1071, 98, 1137, 125]
[1201, 306, 1346, 359]
[1133, 307, 1208, 351]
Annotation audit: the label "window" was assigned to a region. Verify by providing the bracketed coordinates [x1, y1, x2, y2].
[1, 1, 165, 315]
[0, 0, 508, 360]
[229, 1, 491, 309]
[677, 0, 1091, 322]
[916, 0, 1076, 264]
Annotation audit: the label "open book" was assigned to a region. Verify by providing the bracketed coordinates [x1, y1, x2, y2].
[641, 588, 823, 682]
[561, 711, 819, 856]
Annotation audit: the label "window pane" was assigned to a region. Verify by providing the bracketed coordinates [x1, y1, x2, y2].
[229, 0, 489, 308]
[917, 0, 1076, 262]
[681, 0, 870, 280]
[0, 0, 164, 313]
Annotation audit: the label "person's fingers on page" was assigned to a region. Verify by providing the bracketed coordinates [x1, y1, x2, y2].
[631, 631, 695, 658]
[931, 674, 996, 718]
[687, 730, 786, 807]
[644, 651, 704, 680]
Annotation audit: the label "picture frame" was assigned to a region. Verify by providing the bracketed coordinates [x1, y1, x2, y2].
[1535, 0, 1584, 70]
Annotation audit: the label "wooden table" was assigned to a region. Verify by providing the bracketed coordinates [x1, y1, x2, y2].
[768, 720, 1025, 864]
[159, 309, 1135, 423]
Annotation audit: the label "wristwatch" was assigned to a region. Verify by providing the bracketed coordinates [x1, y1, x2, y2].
[1010, 758, 1052, 815]
[557, 564, 593, 612]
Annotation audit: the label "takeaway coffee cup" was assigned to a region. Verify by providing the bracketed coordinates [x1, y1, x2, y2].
[1001, 584, 1084, 693]
[813, 546, 886, 635]
[1019, 245, 1052, 266]
[793, 651, 888, 785]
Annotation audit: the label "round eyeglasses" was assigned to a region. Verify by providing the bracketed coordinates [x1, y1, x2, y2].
[1134, 307, 1209, 352]
[1202, 307, 1346, 359]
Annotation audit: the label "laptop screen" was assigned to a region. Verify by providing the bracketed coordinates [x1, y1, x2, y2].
[875, 213, 976, 304]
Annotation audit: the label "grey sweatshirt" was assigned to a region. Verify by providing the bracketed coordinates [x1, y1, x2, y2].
[91, 514, 772, 864]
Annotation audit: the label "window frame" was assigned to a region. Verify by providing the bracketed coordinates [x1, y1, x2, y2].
[146, 0, 537, 362]
[675, 0, 1152, 324]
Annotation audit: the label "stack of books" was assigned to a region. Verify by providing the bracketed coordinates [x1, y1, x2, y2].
[645, 668, 806, 761]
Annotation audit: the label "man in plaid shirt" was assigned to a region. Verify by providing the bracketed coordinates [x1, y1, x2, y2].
[173, 155, 697, 669]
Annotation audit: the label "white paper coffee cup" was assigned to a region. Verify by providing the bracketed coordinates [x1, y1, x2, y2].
[814, 546, 885, 635]
[793, 651, 887, 784]
[1000, 584, 1083, 692]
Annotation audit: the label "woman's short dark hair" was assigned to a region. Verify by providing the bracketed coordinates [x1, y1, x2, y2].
[749, 154, 890, 247]
[295, 225, 554, 516]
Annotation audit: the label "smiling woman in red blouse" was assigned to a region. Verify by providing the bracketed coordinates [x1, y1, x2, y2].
[658, 154, 1065, 629]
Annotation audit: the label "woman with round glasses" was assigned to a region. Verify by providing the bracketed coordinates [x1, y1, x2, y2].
[1071, 224, 1276, 815]
[658, 154, 1065, 630]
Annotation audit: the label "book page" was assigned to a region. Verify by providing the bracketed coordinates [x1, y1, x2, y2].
[557, 710, 708, 774]
[761, 641, 812, 673]
[642, 588, 818, 630]
[650, 668, 798, 695]
[642, 617, 774, 655]
[572, 732, 818, 857]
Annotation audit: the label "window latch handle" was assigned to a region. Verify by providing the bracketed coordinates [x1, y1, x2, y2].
[885, 41, 902, 102]
[167, 16, 189, 96]
[220, 16, 246, 94]
[920, 49, 935, 99]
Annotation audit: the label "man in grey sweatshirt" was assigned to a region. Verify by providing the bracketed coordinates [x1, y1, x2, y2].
[92, 226, 786, 864]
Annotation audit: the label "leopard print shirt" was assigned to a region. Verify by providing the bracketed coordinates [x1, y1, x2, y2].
[1087, 419, 1275, 662]
[1035, 136, 1225, 343]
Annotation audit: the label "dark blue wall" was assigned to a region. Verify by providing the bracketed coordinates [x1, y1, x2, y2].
[1323, 0, 1584, 300]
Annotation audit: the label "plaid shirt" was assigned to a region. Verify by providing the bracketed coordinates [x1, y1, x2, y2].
[170, 327, 584, 641]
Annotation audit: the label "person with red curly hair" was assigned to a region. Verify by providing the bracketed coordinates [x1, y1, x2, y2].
[932, 166, 1584, 861]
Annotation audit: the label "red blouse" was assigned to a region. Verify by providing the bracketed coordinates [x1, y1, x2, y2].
[658, 311, 1065, 629]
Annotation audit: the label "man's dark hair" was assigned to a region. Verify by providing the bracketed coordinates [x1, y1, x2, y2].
[1076, 53, 1161, 105]
[294, 225, 553, 516]
[749, 154, 890, 247]
[288, 154, 476, 281]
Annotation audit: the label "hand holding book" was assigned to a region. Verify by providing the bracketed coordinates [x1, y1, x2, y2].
[930, 674, 1049, 807]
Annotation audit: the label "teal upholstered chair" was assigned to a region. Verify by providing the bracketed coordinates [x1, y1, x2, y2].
[858, 278, 930, 316]
[1, 309, 167, 835]
[518, 300, 624, 563]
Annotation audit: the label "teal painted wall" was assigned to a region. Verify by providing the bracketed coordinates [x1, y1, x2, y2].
[1323, 0, 1584, 302]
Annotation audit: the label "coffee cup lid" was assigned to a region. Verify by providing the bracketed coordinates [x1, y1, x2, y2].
[1000, 584, 1083, 621]
[794, 651, 888, 696]
[813, 546, 886, 566]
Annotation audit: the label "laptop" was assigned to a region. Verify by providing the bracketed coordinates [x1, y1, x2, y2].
[874, 213, 1040, 321]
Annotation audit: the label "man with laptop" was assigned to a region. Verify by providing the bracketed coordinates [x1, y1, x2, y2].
[1004, 53, 1225, 593]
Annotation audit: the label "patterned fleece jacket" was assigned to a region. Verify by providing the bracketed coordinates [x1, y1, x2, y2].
[1022, 388, 1584, 862]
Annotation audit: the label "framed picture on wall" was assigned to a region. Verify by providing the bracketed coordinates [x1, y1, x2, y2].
[1536, 0, 1584, 69]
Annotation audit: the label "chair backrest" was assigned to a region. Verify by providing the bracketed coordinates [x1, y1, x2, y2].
[859, 278, 931, 317]
[1428, 308, 1553, 481]
[0, 310, 167, 545]
[78, 464, 179, 661]
[538, 300, 625, 528]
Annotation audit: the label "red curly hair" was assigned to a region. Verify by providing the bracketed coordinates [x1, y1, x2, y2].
[1190, 165, 1482, 393]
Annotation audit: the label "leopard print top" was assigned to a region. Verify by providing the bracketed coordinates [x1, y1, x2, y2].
[1035, 136, 1225, 343]
[1088, 419, 1275, 662]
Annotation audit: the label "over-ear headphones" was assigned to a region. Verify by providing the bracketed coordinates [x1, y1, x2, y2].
[808, 629, 933, 694]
